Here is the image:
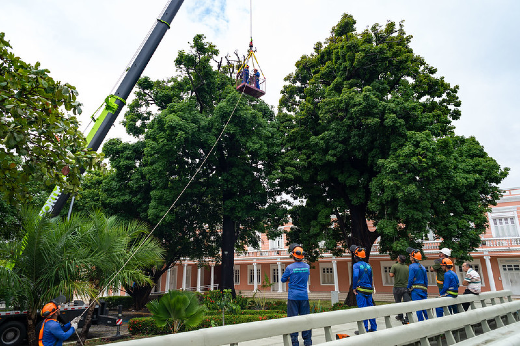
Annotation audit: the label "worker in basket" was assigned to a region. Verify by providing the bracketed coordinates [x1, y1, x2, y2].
[253, 68, 260, 88]
[243, 65, 250, 85]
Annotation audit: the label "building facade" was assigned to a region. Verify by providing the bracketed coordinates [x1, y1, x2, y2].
[123, 187, 520, 297]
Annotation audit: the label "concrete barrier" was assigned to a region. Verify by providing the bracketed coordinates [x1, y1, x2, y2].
[113, 290, 514, 346]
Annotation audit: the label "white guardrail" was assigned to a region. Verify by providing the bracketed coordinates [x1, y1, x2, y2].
[112, 290, 518, 346]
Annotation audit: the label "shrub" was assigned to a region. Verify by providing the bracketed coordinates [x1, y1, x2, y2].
[102, 296, 134, 310]
[128, 313, 286, 335]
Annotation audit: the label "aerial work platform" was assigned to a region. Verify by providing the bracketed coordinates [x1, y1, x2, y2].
[236, 80, 266, 98]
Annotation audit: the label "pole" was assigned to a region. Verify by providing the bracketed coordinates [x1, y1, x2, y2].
[42, 0, 185, 217]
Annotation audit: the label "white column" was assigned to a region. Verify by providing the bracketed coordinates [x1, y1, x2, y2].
[165, 267, 171, 292]
[332, 257, 339, 292]
[484, 253, 496, 291]
[182, 263, 187, 290]
[277, 258, 283, 292]
[210, 263, 215, 290]
[197, 266, 202, 292]
[253, 260, 258, 291]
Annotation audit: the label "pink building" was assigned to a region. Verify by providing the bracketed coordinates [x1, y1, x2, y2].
[139, 187, 520, 297]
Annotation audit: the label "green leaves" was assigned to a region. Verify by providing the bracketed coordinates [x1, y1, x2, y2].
[277, 14, 507, 261]
[0, 32, 103, 205]
[146, 290, 206, 333]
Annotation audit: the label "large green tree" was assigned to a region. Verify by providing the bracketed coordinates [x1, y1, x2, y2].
[277, 14, 507, 292]
[0, 33, 102, 205]
[72, 34, 284, 298]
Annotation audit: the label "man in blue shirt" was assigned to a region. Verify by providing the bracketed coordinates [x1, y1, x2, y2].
[38, 301, 79, 346]
[281, 243, 312, 346]
[407, 248, 428, 321]
[440, 258, 460, 314]
[351, 245, 377, 333]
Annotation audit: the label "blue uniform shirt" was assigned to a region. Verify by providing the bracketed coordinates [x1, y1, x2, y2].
[440, 270, 460, 296]
[281, 261, 310, 300]
[352, 260, 373, 290]
[41, 320, 74, 346]
[407, 262, 428, 289]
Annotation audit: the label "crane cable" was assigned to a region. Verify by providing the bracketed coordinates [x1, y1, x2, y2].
[71, 87, 247, 346]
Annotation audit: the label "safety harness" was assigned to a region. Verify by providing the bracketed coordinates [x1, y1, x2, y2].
[38, 319, 59, 346]
[411, 264, 428, 292]
[355, 263, 374, 294]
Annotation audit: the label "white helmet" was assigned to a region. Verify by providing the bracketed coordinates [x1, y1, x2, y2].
[440, 248, 451, 256]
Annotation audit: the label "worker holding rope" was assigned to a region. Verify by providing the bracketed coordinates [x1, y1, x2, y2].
[38, 301, 80, 346]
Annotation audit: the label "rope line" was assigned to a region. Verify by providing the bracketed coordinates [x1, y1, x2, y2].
[72, 88, 246, 344]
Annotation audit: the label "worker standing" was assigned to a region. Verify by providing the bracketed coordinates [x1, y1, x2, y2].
[430, 248, 451, 317]
[243, 65, 250, 85]
[461, 262, 481, 311]
[281, 243, 312, 346]
[390, 254, 410, 324]
[439, 258, 460, 314]
[38, 301, 79, 346]
[407, 248, 428, 321]
[253, 68, 260, 88]
[351, 245, 377, 333]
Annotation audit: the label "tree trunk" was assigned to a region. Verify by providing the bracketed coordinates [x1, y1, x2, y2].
[76, 302, 96, 346]
[26, 312, 38, 346]
[221, 214, 236, 297]
[126, 284, 154, 310]
[343, 204, 380, 306]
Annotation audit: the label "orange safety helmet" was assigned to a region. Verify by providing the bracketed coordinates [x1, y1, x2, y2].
[350, 245, 366, 259]
[441, 258, 453, 266]
[292, 246, 305, 260]
[41, 302, 59, 318]
[410, 249, 422, 261]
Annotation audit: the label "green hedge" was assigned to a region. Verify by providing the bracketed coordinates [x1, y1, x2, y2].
[204, 310, 285, 316]
[102, 296, 134, 310]
[128, 313, 286, 336]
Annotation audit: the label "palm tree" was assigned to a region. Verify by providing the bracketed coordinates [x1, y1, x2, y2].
[0, 208, 95, 346]
[75, 210, 165, 345]
[146, 290, 206, 333]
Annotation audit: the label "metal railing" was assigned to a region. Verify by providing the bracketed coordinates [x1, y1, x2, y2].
[113, 290, 515, 346]
[240, 237, 520, 258]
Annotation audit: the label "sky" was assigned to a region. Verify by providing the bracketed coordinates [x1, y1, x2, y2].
[2, 0, 519, 189]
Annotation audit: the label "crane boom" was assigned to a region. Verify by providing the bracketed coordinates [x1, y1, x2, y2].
[40, 0, 185, 217]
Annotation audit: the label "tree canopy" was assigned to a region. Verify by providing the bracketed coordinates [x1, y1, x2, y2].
[0, 32, 102, 205]
[277, 14, 508, 263]
[72, 34, 284, 296]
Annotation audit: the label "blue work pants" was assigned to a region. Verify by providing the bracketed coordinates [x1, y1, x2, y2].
[411, 289, 428, 321]
[447, 296, 458, 315]
[287, 300, 312, 346]
[355, 292, 377, 331]
[436, 286, 444, 317]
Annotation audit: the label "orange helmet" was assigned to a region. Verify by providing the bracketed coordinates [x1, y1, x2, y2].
[292, 246, 305, 260]
[41, 302, 59, 318]
[350, 245, 366, 259]
[441, 258, 453, 266]
[410, 249, 422, 261]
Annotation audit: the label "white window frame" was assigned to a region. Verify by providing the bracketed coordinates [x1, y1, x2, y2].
[269, 234, 284, 250]
[380, 261, 395, 286]
[247, 265, 261, 285]
[234, 265, 240, 285]
[488, 207, 520, 238]
[319, 263, 335, 285]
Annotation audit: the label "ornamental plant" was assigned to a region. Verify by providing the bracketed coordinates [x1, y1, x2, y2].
[146, 290, 206, 333]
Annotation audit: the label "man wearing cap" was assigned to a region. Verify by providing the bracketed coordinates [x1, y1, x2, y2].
[38, 301, 79, 346]
[351, 245, 377, 333]
[439, 258, 460, 314]
[389, 254, 410, 323]
[461, 262, 481, 311]
[281, 243, 312, 346]
[430, 248, 451, 317]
